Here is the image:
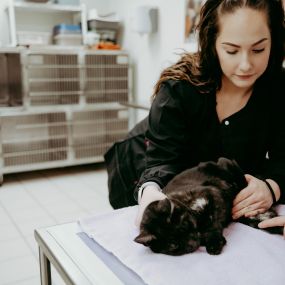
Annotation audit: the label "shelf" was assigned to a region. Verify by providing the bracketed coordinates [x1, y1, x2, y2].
[6, 1, 88, 46]
[13, 2, 82, 13]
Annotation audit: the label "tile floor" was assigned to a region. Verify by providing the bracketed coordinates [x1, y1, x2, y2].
[0, 163, 113, 285]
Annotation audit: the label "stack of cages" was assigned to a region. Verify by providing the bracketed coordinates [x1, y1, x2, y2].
[0, 48, 131, 184]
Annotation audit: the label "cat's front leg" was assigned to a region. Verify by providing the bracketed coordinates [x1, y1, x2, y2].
[203, 230, 226, 255]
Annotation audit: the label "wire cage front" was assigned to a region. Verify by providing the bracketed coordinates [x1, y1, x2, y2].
[0, 49, 132, 184]
[24, 51, 130, 107]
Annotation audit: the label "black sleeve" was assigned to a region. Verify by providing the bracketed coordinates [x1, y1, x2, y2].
[265, 71, 285, 204]
[137, 80, 197, 190]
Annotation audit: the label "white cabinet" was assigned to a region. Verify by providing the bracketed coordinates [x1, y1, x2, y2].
[6, 0, 87, 46]
[0, 48, 132, 184]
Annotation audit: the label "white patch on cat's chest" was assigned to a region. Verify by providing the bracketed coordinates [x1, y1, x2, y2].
[190, 198, 208, 211]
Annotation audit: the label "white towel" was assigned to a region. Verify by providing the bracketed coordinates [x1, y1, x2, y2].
[79, 205, 285, 285]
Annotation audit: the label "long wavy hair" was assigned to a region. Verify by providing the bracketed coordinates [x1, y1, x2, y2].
[153, 0, 285, 97]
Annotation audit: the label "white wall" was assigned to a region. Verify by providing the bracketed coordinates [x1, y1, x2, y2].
[83, 0, 112, 15]
[105, 0, 187, 120]
[0, 0, 188, 122]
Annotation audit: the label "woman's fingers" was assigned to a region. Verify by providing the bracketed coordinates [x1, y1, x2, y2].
[258, 216, 285, 228]
[232, 196, 253, 214]
[232, 174, 274, 220]
[244, 208, 266, 218]
[258, 216, 285, 238]
[232, 201, 262, 219]
[233, 190, 252, 207]
[244, 173, 253, 182]
[232, 174, 254, 208]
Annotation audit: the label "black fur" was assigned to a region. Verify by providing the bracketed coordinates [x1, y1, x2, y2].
[134, 158, 283, 255]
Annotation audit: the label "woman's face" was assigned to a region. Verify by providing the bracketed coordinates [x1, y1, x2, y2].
[215, 7, 271, 90]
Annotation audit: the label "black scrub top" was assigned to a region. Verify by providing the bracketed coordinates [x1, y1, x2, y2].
[138, 72, 285, 203]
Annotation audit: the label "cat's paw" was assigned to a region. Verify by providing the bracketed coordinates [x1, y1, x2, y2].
[205, 236, 226, 255]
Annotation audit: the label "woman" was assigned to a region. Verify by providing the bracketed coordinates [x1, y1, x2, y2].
[135, 0, 285, 227]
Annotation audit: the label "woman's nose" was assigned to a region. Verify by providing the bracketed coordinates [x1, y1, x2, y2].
[239, 54, 252, 72]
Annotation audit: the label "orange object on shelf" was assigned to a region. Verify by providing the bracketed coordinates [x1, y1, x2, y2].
[92, 42, 121, 50]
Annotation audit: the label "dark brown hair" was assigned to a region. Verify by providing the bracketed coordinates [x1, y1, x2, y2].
[153, 0, 285, 97]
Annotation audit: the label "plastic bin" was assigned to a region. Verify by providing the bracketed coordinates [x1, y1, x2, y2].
[17, 31, 52, 45]
[53, 24, 81, 36]
[53, 34, 82, 46]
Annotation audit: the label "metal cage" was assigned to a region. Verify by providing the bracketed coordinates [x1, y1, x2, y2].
[0, 48, 132, 184]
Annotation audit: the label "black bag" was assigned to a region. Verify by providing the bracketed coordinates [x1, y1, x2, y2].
[104, 117, 148, 209]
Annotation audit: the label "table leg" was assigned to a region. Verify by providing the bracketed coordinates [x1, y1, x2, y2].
[39, 247, 52, 285]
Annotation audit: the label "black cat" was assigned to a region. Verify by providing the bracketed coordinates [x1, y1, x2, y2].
[134, 157, 282, 255]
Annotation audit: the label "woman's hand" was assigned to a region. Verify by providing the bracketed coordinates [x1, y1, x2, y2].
[232, 174, 273, 220]
[135, 186, 167, 227]
[258, 216, 285, 238]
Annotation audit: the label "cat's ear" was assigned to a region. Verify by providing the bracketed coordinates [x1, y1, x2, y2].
[134, 232, 156, 246]
[156, 198, 172, 214]
[147, 199, 172, 215]
[217, 157, 243, 175]
[217, 157, 238, 169]
[217, 157, 246, 188]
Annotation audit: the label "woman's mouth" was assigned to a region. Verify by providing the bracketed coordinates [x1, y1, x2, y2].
[236, 74, 254, 80]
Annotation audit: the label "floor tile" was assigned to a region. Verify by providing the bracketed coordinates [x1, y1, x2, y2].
[16, 215, 56, 237]
[0, 164, 111, 285]
[0, 223, 21, 242]
[53, 210, 92, 224]
[8, 206, 51, 223]
[0, 238, 32, 263]
[0, 255, 38, 284]
[0, 206, 13, 225]
[44, 199, 83, 215]
[11, 275, 41, 285]
[24, 235, 40, 257]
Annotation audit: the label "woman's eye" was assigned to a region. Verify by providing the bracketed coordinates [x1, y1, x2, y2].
[253, 48, 265, 54]
[226, 50, 237, 55]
